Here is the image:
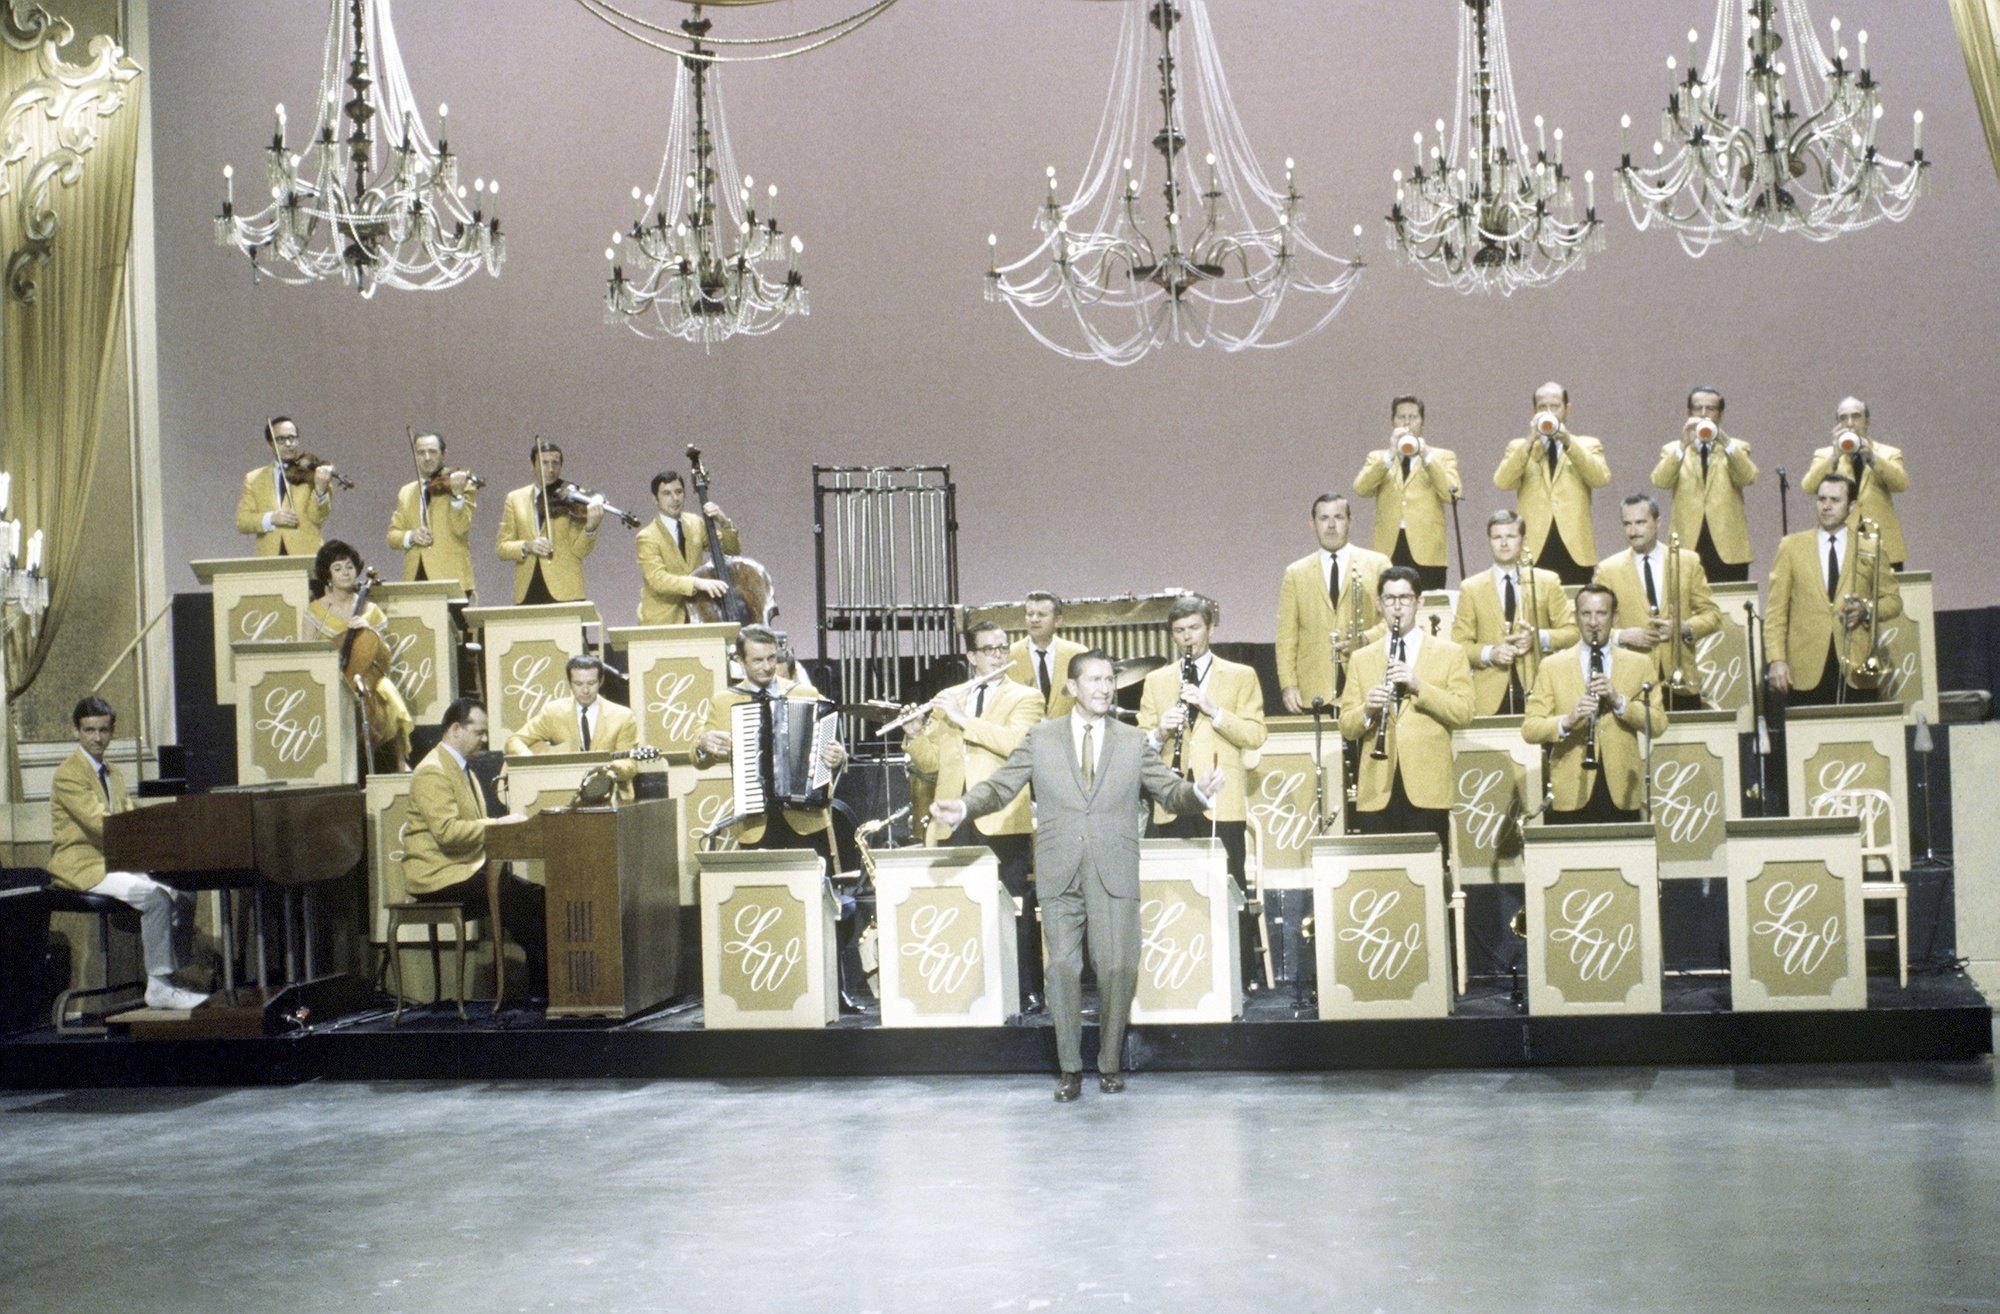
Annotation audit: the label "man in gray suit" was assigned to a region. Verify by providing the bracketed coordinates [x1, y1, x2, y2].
[933, 649, 1224, 1103]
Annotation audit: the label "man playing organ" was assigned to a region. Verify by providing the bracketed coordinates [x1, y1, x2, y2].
[1523, 584, 1667, 824]
[234, 415, 335, 558]
[1764, 474, 1903, 707]
[1649, 387, 1758, 583]
[1007, 590, 1086, 719]
[1492, 380, 1609, 585]
[1451, 509, 1577, 718]
[905, 620, 1045, 1013]
[636, 468, 740, 625]
[388, 430, 478, 601]
[695, 623, 849, 857]
[497, 439, 602, 605]
[1593, 494, 1721, 710]
[504, 654, 642, 800]
[1277, 493, 1390, 713]
[1804, 396, 1909, 568]
[1353, 394, 1460, 593]
[1338, 567, 1474, 847]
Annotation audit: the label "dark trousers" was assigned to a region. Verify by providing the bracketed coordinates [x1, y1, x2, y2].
[944, 823, 1043, 1005]
[1532, 530, 1593, 587]
[1693, 524, 1750, 583]
[520, 566, 557, 607]
[1782, 639, 1880, 709]
[746, 810, 868, 999]
[1352, 769, 1452, 852]
[1550, 771, 1641, 825]
[1150, 813, 1263, 989]
[1391, 532, 1449, 593]
[426, 866, 548, 996]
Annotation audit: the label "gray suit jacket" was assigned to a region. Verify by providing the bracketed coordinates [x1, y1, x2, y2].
[960, 714, 1208, 898]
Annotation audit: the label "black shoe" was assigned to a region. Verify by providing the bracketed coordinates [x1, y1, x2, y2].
[839, 991, 866, 1015]
[1021, 993, 1046, 1016]
[1098, 1072, 1126, 1094]
[1054, 1072, 1083, 1103]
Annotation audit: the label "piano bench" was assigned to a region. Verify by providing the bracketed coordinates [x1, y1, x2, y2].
[44, 886, 147, 1036]
[382, 902, 471, 1024]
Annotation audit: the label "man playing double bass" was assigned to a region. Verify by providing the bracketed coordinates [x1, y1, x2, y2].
[636, 469, 741, 625]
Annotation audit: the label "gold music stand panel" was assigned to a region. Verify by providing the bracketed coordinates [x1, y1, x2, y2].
[1725, 817, 1866, 1012]
[871, 846, 1018, 1028]
[1310, 832, 1452, 1020]
[698, 849, 841, 1029]
[1130, 839, 1244, 1023]
[1523, 823, 1662, 1016]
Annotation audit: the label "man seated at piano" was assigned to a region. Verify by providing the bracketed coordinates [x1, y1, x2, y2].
[49, 697, 209, 1011]
[403, 699, 540, 1000]
[503, 654, 641, 801]
[695, 624, 848, 860]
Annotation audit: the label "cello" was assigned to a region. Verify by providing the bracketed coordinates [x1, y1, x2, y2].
[684, 445, 777, 626]
[337, 567, 404, 771]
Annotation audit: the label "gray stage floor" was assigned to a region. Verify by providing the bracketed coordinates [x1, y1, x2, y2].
[4, 1054, 1997, 1313]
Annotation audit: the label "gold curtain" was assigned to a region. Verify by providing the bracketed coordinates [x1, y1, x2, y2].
[0, 8, 141, 700]
[1952, 0, 2000, 187]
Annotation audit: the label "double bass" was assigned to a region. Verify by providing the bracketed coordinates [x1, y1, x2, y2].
[338, 567, 404, 771]
[685, 445, 777, 626]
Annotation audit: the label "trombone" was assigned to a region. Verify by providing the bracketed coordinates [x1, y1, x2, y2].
[1842, 517, 1888, 693]
[1662, 531, 1698, 700]
[1328, 567, 1368, 695]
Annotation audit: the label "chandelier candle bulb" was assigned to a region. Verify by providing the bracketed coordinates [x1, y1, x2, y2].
[273, 103, 285, 149]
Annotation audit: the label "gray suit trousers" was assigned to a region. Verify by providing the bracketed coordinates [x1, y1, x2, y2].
[1042, 858, 1141, 1075]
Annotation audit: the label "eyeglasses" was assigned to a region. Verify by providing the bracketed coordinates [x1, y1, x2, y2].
[969, 645, 1010, 656]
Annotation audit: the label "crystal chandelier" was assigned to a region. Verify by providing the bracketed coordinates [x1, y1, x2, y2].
[985, 0, 1363, 367]
[1615, 0, 1928, 255]
[213, 0, 503, 296]
[1387, 0, 1602, 295]
[602, 7, 805, 347]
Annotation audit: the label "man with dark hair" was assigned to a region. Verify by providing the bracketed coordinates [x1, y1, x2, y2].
[1650, 387, 1759, 583]
[1451, 508, 1577, 717]
[235, 415, 334, 557]
[1804, 396, 1909, 568]
[636, 469, 741, 624]
[504, 654, 642, 798]
[497, 439, 602, 604]
[48, 698, 208, 1010]
[906, 620, 1046, 1012]
[696, 624, 849, 856]
[388, 430, 478, 601]
[933, 650, 1224, 1102]
[1524, 583, 1668, 823]
[1765, 474, 1903, 707]
[1355, 394, 1460, 592]
[1338, 566, 1474, 845]
[1493, 380, 1610, 584]
[1594, 494, 1721, 709]
[402, 699, 541, 1000]
[1007, 590, 1086, 719]
[1276, 492, 1390, 712]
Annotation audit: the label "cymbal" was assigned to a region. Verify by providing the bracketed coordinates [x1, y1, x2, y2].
[1112, 655, 1169, 689]
[841, 700, 906, 724]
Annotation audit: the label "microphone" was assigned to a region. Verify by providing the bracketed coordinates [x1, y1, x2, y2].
[595, 658, 627, 680]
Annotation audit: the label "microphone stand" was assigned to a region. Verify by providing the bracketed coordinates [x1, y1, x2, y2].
[1775, 466, 1790, 538]
[1309, 696, 1332, 833]
[1446, 484, 1468, 582]
[1744, 600, 1771, 816]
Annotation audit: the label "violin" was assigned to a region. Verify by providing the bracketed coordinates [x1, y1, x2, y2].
[685, 445, 776, 626]
[283, 452, 355, 491]
[544, 479, 641, 530]
[424, 468, 485, 498]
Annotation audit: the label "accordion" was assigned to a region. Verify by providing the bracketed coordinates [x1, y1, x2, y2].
[731, 693, 838, 815]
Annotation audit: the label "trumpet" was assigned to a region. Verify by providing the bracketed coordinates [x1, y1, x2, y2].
[1370, 622, 1402, 761]
[1843, 517, 1887, 692]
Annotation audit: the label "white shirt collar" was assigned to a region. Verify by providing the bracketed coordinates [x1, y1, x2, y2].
[1579, 638, 1612, 673]
[439, 742, 468, 770]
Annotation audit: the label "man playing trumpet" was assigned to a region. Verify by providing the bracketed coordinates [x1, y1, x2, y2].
[1524, 584, 1668, 824]
[1765, 475, 1903, 707]
[1593, 494, 1721, 710]
[1451, 509, 1577, 717]
[1354, 395, 1460, 593]
[1650, 387, 1758, 583]
[1492, 381, 1610, 586]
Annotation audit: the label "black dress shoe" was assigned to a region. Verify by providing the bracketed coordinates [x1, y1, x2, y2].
[1054, 1072, 1083, 1102]
[1021, 993, 1046, 1016]
[1098, 1072, 1126, 1094]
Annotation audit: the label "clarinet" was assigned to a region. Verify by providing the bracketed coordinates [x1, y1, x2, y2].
[1370, 623, 1402, 761]
[1171, 654, 1200, 773]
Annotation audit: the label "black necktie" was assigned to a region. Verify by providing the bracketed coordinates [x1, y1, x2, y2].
[667, 518, 683, 552]
[1545, 440, 1560, 478]
[97, 763, 111, 804]
[1699, 442, 1712, 476]
[1400, 454, 1413, 480]
[1037, 650, 1051, 700]
[1643, 555, 1659, 612]
[464, 763, 483, 814]
[974, 682, 987, 718]
[1327, 554, 1341, 609]
[1392, 637, 1406, 666]
[1590, 644, 1605, 679]
[579, 706, 592, 751]
[1826, 536, 1840, 600]
[1503, 573, 1518, 625]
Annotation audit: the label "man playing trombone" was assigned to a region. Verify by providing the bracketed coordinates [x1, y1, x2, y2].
[1338, 567, 1473, 846]
[1765, 475, 1903, 707]
[1593, 494, 1721, 711]
[1523, 584, 1668, 824]
[1451, 509, 1577, 717]
[1277, 493, 1390, 712]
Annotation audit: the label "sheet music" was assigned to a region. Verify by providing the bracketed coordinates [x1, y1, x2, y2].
[731, 700, 765, 817]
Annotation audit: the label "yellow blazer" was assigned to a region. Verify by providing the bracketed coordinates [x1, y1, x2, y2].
[1354, 446, 1462, 566]
[906, 676, 1041, 841]
[234, 464, 331, 558]
[1450, 567, 1579, 717]
[1524, 646, 1668, 812]
[401, 748, 492, 895]
[496, 484, 597, 604]
[1007, 635, 1087, 719]
[504, 695, 641, 794]
[387, 480, 478, 592]
[1337, 633, 1474, 811]
[1275, 547, 1391, 707]
[1492, 433, 1611, 565]
[48, 748, 131, 892]
[304, 598, 415, 757]
[1764, 527, 1903, 691]
[636, 513, 740, 625]
[1650, 438, 1759, 565]
[1804, 442, 1910, 564]
[698, 679, 834, 844]
[1592, 548, 1723, 685]
[1136, 655, 1269, 823]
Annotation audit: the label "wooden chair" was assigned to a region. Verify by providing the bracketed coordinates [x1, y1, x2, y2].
[1813, 787, 1909, 988]
[380, 853, 473, 1025]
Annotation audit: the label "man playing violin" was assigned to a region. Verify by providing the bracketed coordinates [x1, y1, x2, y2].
[498, 440, 602, 605]
[636, 469, 740, 625]
[234, 415, 335, 558]
[389, 430, 478, 602]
